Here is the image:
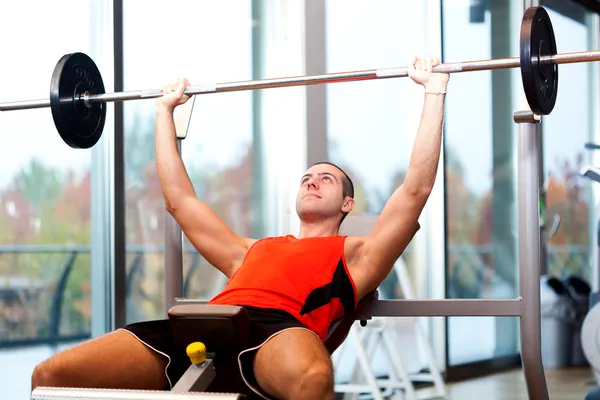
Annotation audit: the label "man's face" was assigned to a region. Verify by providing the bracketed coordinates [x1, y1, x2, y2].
[295, 163, 352, 223]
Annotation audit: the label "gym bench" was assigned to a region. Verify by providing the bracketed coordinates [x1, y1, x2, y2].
[30, 292, 377, 400]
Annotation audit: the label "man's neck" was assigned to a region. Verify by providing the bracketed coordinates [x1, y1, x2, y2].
[298, 219, 339, 239]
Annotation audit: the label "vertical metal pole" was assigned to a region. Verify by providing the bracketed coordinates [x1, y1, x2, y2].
[112, 0, 126, 330]
[539, 129, 548, 276]
[164, 139, 184, 314]
[588, 12, 600, 293]
[514, 110, 549, 400]
[519, 4, 546, 399]
[251, 0, 266, 239]
[304, 0, 328, 166]
[90, 0, 115, 337]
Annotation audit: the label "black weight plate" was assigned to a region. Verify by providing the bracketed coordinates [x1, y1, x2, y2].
[520, 6, 558, 116]
[50, 52, 106, 149]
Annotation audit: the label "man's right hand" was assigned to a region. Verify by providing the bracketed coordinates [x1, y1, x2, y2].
[407, 55, 449, 93]
[156, 78, 192, 113]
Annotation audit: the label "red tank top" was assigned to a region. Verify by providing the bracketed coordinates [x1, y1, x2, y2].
[209, 235, 358, 341]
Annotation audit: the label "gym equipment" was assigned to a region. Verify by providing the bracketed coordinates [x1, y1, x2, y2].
[31, 292, 378, 400]
[31, 389, 242, 399]
[1, 6, 600, 149]
[31, 106, 550, 399]
[519, 6, 557, 116]
[332, 254, 447, 400]
[580, 151, 600, 388]
[50, 52, 106, 149]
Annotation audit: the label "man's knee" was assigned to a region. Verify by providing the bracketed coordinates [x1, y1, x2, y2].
[291, 361, 334, 399]
[253, 329, 336, 399]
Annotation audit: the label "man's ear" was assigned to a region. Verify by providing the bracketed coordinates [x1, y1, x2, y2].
[342, 197, 355, 213]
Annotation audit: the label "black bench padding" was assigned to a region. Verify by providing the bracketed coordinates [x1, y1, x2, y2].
[168, 304, 250, 395]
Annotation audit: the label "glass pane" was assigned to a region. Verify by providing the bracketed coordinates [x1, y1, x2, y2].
[443, 0, 597, 369]
[123, 0, 256, 323]
[442, 0, 521, 366]
[326, 0, 428, 299]
[325, 0, 435, 381]
[542, 6, 593, 284]
[0, 2, 94, 397]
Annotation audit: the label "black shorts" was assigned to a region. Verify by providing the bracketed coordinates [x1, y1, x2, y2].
[119, 305, 311, 400]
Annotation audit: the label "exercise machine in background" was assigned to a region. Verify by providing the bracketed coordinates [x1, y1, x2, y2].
[579, 144, 600, 395]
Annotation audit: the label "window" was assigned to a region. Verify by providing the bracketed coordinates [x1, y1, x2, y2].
[122, 0, 259, 323]
[0, 1, 107, 397]
[324, 0, 439, 382]
[325, 0, 430, 300]
[442, 0, 598, 376]
[542, 4, 595, 284]
[442, 0, 522, 369]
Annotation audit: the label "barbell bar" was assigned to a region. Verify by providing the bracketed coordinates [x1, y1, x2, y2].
[0, 6, 592, 149]
[6, 52, 594, 109]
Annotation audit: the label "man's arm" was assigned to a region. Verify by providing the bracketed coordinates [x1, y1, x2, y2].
[155, 79, 255, 277]
[356, 56, 449, 293]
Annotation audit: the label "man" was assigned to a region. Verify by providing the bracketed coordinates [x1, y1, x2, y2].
[31, 55, 448, 400]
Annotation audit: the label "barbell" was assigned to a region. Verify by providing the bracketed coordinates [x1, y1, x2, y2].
[0, 6, 594, 149]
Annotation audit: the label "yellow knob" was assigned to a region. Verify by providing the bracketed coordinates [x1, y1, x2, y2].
[186, 342, 206, 365]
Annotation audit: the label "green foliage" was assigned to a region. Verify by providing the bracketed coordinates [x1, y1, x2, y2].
[15, 158, 62, 213]
[0, 112, 162, 340]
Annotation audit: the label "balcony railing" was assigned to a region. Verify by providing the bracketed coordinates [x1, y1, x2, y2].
[0, 244, 201, 349]
[0, 243, 591, 349]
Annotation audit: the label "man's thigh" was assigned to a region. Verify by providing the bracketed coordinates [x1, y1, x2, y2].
[253, 328, 334, 399]
[32, 328, 170, 390]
